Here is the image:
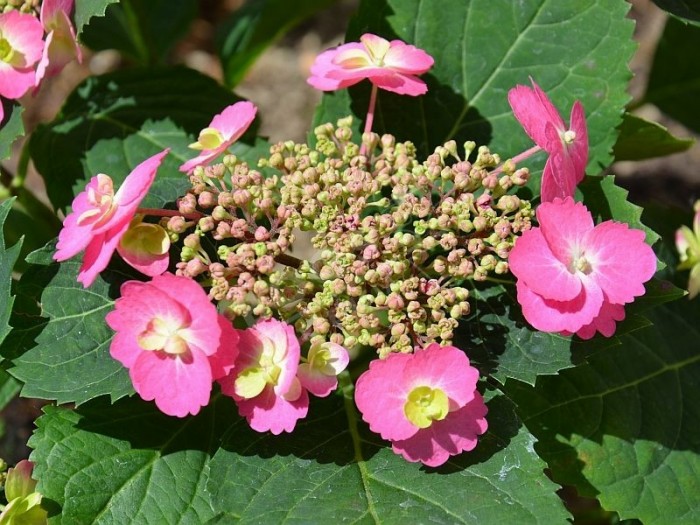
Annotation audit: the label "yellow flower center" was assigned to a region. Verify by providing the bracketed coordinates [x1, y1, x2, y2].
[404, 385, 449, 429]
[120, 218, 170, 256]
[189, 127, 224, 151]
[76, 174, 118, 228]
[0, 36, 14, 63]
[360, 34, 391, 66]
[306, 343, 335, 375]
[234, 333, 284, 399]
[137, 317, 189, 355]
[563, 129, 577, 145]
[574, 256, 592, 274]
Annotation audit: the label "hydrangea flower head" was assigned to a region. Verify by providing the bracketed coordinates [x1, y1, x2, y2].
[0, 460, 48, 524]
[116, 215, 171, 277]
[307, 33, 434, 96]
[297, 341, 349, 397]
[676, 200, 700, 299]
[0, 10, 44, 107]
[106, 273, 239, 417]
[219, 318, 309, 434]
[54, 149, 169, 287]
[355, 344, 488, 467]
[179, 101, 257, 173]
[508, 78, 588, 202]
[509, 197, 657, 338]
[35, 0, 82, 85]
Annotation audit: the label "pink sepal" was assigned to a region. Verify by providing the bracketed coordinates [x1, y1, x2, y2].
[179, 101, 257, 173]
[235, 384, 309, 435]
[392, 393, 488, 468]
[131, 349, 212, 418]
[572, 300, 626, 340]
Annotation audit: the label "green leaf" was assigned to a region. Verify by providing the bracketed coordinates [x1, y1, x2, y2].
[217, 0, 336, 88]
[1, 206, 58, 275]
[0, 369, 19, 412]
[29, 67, 243, 212]
[0, 103, 24, 162]
[29, 390, 570, 523]
[80, 0, 198, 64]
[74, 0, 121, 36]
[647, 17, 700, 133]
[507, 298, 700, 523]
[457, 283, 576, 386]
[29, 399, 224, 524]
[579, 175, 659, 246]
[314, 0, 635, 179]
[613, 113, 694, 161]
[0, 199, 23, 409]
[0, 199, 22, 346]
[652, 0, 700, 26]
[5, 254, 134, 406]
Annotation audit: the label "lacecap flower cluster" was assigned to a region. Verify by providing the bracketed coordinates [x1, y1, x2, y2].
[53, 33, 657, 467]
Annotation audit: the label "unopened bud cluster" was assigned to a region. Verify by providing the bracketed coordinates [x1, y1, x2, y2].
[166, 117, 533, 358]
[1, 0, 40, 15]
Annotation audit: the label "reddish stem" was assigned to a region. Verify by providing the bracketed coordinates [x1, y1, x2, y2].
[275, 253, 303, 269]
[137, 208, 203, 221]
[490, 145, 542, 177]
[360, 84, 379, 156]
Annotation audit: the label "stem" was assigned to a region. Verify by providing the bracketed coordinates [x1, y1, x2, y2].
[490, 144, 542, 177]
[510, 144, 542, 164]
[12, 141, 31, 189]
[274, 253, 303, 269]
[15, 186, 62, 234]
[360, 84, 379, 156]
[136, 208, 203, 220]
[626, 97, 646, 112]
[338, 371, 381, 522]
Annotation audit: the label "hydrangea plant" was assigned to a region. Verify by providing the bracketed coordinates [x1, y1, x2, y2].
[1, 1, 699, 523]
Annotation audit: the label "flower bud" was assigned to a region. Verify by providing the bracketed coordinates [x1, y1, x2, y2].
[178, 193, 197, 214]
[167, 216, 187, 233]
[198, 191, 217, 209]
[198, 216, 215, 232]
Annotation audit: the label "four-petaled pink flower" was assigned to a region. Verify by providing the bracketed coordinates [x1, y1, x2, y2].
[509, 197, 657, 339]
[218, 318, 309, 435]
[106, 273, 239, 417]
[179, 101, 257, 173]
[0, 10, 44, 121]
[54, 149, 169, 287]
[297, 341, 349, 397]
[508, 78, 588, 202]
[35, 0, 82, 86]
[355, 344, 488, 468]
[307, 33, 434, 96]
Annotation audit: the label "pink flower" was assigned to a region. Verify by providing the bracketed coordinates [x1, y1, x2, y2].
[35, 0, 82, 85]
[179, 101, 257, 173]
[116, 215, 171, 277]
[0, 11, 44, 101]
[509, 198, 657, 339]
[355, 344, 488, 468]
[106, 273, 239, 417]
[307, 33, 434, 96]
[54, 149, 169, 287]
[297, 341, 349, 397]
[508, 79, 588, 202]
[218, 319, 309, 434]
